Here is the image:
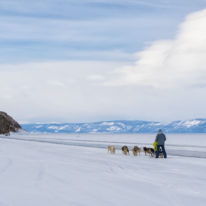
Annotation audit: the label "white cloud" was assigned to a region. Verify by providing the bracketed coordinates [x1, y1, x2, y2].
[87, 74, 105, 81]
[104, 8, 206, 89]
[2, 8, 206, 123]
[1, 59, 206, 122]
[0, 61, 127, 122]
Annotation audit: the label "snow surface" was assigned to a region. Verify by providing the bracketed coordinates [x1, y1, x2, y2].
[0, 133, 206, 206]
[181, 120, 202, 128]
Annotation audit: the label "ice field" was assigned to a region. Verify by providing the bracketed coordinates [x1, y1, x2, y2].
[0, 133, 206, 206]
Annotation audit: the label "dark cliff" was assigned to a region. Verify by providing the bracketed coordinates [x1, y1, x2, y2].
[0, 111, 22, 134]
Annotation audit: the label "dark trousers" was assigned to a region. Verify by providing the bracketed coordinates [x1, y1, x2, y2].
[156, 145, 167, 158]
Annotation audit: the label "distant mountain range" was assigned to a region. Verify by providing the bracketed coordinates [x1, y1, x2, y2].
[21, 119, 206, 133]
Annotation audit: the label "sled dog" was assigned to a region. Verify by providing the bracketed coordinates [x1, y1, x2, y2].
[122, 145, 129, 155]
[132, 146, 141, 156]
[143, 147, 154, 156]
[107, 145, 116, 154]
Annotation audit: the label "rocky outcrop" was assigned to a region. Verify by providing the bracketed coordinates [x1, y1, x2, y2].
[0, 111, 22, 134]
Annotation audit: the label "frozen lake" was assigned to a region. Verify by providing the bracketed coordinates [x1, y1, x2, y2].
[2, 133, 206, 158]
[0, 133, 206, 206]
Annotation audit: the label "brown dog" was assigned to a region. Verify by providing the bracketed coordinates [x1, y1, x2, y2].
[132, 146, 141, 156]
[143, 147, 154, 156]
[107, 145, 116, 154]
[122, 145, 129, 155]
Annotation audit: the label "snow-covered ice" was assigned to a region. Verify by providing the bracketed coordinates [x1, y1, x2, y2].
[0, 133, 206, 206]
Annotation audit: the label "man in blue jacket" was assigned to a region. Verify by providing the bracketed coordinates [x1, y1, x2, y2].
[155, 129, 167, 158]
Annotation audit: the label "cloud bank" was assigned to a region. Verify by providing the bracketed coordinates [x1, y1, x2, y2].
[104, 9, 206, 89]
[1, 8, 206, 122]
[0, 61, 129, 122]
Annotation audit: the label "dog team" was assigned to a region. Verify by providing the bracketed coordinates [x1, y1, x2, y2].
[107, 129, 167, 158]
[108, 145, 160, 157]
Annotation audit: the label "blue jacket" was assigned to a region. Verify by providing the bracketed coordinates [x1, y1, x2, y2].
[155, 133, 166, 145]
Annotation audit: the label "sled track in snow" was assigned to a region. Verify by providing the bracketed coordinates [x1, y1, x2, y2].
[1, 136, 206, 159]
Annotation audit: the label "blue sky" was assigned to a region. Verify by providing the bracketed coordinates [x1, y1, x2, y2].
[1, 0, 206, 123]
[1, 0, 206, 63]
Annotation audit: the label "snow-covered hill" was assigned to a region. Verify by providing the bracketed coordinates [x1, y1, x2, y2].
[22, 119, 206, 133]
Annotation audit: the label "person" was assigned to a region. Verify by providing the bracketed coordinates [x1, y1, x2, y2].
[155, 129, 167, 158]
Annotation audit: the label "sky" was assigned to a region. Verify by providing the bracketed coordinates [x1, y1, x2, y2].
[1, 0, 206, 123]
